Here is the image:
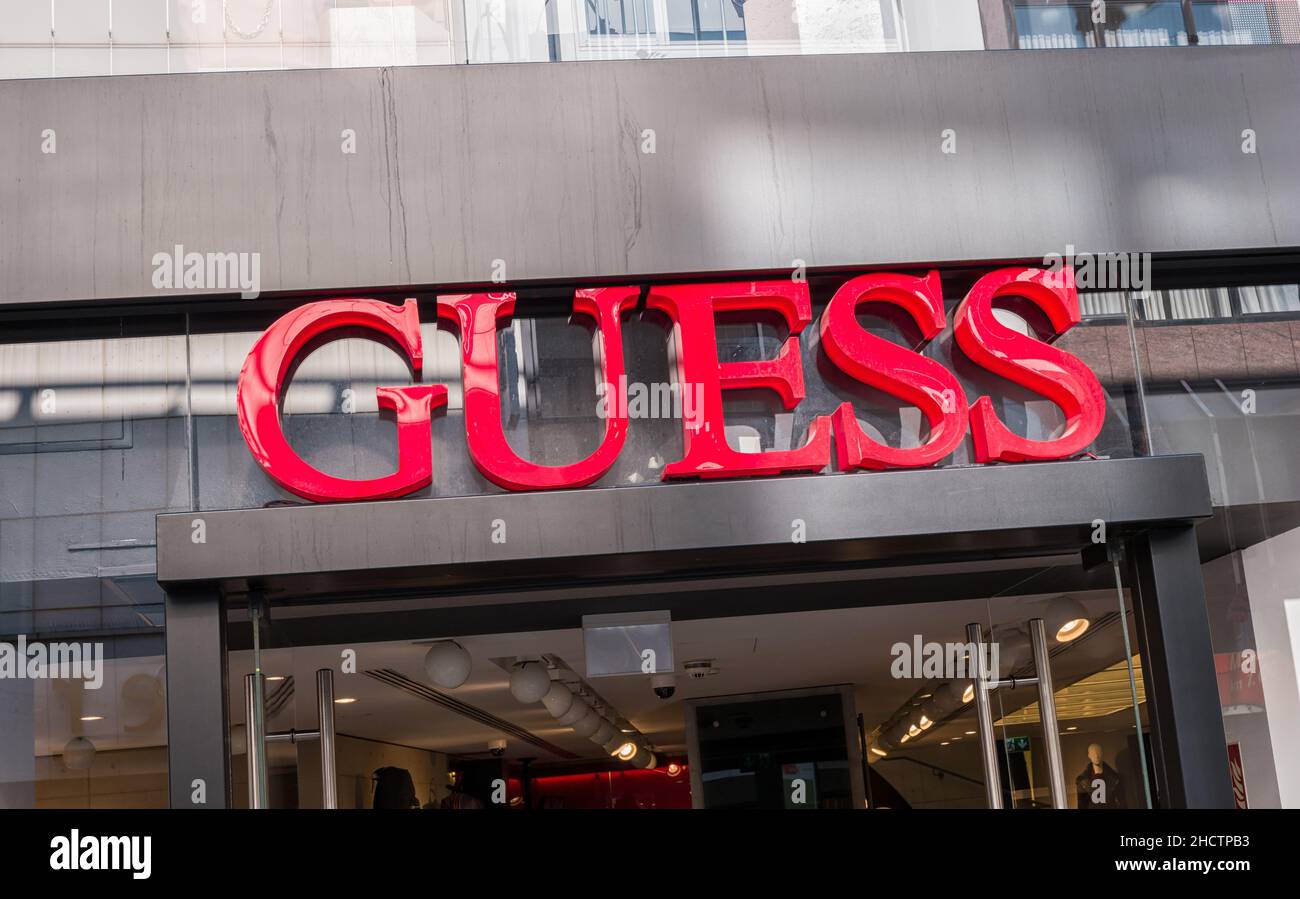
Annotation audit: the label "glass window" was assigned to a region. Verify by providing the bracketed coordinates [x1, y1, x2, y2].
[1133, 279, 1300, 806]
[0, 317, 182, 808]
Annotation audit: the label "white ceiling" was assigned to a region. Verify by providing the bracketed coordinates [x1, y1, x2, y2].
[219, 587, 1134, 762]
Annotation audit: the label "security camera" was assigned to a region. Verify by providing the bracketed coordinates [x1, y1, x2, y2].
[651, 673, 676, 700]
[488, 738, 507, 757]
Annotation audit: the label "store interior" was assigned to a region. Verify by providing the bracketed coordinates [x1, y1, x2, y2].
[223, 567, 1153, 810]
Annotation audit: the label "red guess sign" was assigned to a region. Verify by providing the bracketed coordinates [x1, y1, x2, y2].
[236, 266, 1105, 502]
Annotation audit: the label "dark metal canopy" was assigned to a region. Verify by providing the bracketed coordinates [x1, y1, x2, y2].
[156, 454, 1212, 600]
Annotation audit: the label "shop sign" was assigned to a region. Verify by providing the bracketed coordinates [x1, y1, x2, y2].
[236, 266, 1105, 502]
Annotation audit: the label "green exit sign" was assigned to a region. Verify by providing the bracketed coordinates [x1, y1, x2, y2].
[1005, 736, 1031, 752]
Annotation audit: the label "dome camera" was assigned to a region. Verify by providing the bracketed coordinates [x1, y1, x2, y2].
[651, 673, 676, 700]
[488, 738, 507, 757]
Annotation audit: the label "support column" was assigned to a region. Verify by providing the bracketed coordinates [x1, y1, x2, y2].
[164, 585, 230, 808]
[1128, 525, 1233, 809]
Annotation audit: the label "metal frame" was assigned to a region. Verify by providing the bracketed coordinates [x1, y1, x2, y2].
[159, 454, 1229, 809]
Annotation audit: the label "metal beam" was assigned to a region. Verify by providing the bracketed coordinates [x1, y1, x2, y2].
[157, 455, 1213, 591]
[163, 585, 230, 808]
[1128, 525, 1235, 808]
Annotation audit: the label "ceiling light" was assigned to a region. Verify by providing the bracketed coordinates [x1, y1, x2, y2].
[423, 641, 472, 689]
[79, 715, 104, 722]
[571, 707, 601, 738]
[962, 684, 975, 703]
[63, 736, 96, 771]
[1046, 595, 1091, 643]
[666, 763, 682, 776]
[918, 716, 933, 730]
[557, 698, 590, 727]
[870, 746, 888, 757]
[614, 741, 638, 761]
[266, 676, 285, 682]
[334, 697, 357, 704]
[965, 730, 976, 736]
[541, 682, 575, 718]
[508, 660, 552, 704]
[907, 724, 921, 738]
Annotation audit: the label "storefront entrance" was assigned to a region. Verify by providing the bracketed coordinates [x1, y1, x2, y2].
[155, 453, 1234, 808]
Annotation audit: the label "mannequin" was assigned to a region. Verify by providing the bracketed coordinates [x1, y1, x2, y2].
[1075, 742, 1124, 809]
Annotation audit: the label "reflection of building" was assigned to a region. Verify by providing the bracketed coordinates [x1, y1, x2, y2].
[3, 1, 1300, 813]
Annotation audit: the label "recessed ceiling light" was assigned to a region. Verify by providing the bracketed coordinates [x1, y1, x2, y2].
[334, 697, 357, 704]
[266, 676, 285, 682]
[965, 730, 976, 736]
[940, 741, 949, 746]
[1067, 726, 1078, 731]
[79, 715, 103, 722]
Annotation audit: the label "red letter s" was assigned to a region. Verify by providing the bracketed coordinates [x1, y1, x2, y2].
[820, 271, 967, 470]
[953, 267, 1105, 463]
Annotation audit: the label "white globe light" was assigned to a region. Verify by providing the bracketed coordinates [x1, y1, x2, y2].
[571, 707, 601, 738]
[63, 736, 96, 771]
[423, 641, 472, 689]
[557, 698, 590, 727]
[509, 661, 552, 704]
[541, 683, 574, 718]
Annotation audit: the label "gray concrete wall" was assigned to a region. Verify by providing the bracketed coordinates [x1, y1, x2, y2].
[1, 46, 1298, 306]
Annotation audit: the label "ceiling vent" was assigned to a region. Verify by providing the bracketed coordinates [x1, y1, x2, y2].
[684, 659, 718, 680]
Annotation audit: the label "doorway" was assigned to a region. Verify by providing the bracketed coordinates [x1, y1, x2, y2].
[223, 551, 1153, 810]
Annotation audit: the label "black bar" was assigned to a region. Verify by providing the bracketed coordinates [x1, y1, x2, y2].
[1128, 525, 1234, 809]
[163, 586, 231, 809]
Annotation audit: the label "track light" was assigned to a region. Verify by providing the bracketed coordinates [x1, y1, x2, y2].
[1045, 595, 1091, 642]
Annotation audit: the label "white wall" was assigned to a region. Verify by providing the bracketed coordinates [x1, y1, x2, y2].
[1242, 527, 1300, 807]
